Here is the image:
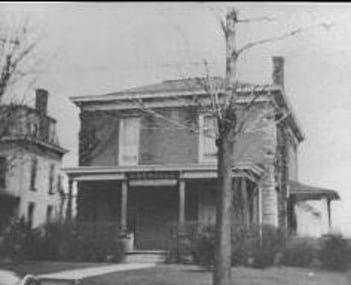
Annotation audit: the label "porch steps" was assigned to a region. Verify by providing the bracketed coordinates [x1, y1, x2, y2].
[125, 250, 167, 264]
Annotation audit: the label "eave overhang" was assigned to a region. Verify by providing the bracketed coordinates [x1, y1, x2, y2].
[0, 136, 68, 156]
[63, 162, 265, 183]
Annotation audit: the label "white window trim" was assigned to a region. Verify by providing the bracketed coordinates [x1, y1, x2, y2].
[198, 113, 217, 163]
[118, 117, 140, 166]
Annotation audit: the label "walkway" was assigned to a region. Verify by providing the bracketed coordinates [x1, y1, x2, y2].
[38, 263, 156, 285]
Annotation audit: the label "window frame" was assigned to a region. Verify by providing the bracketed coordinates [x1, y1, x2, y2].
[0, 156, 7, 188]
[118, 117, 140, 166]
[48, 163, 55, 195]
[30, 157, 38, 191]
[198, 113, 217, 163]
[27, 202, 35, 229]
[46, 205, 53, 223]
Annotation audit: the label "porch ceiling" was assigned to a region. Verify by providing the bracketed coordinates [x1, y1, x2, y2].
[63, 162, 264, 182]
[289, 180, 340, 201]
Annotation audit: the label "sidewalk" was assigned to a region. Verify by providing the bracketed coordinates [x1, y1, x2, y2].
[38, 263, 156, 284]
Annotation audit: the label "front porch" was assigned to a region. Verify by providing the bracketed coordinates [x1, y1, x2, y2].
[65, 163, 263, 250]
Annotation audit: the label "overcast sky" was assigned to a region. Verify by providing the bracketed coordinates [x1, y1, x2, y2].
[2, 2, 351, 235]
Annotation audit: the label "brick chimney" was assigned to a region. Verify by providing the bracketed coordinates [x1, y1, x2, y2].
[35, 88, 48, 115]
[272, 56, 284, 89]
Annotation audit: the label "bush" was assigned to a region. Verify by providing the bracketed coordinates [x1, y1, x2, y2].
[190, 226, 216, 268]
[23, 221, 125, 263]
[0, 217, 31, 263]
[168, 223, 286, 269]
[281, 241, 317, 267]
[232, 224, 286, 269]
[319, 234, 350, 271]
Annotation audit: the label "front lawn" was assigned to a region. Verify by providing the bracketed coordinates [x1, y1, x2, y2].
[0, 261, 113, 277]
[84, 264, 349, 285]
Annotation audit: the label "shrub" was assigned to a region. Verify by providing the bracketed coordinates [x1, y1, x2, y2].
[0, 217, 31, 263]
[23, 221, 125, 263]
[281, 241, 317, 267]
[168, 222, 286, 269]
[190, 226, 216, 268]
[232, 224, 286, 269]
[319, 234, 350, 271]
[166, 223, 216, 268]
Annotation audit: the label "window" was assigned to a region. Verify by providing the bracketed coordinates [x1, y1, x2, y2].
[46, 205, 53, 223]
[0, 157, 6, 188]
[199, 114, 217, 162]
[27, 202, 35, 229]
[27, 121, 39, 138]
[48, 163, 55, 194]
[30, 157, 38, 191]
[57, 174, 62, 194]
[118, 117, 140, 165]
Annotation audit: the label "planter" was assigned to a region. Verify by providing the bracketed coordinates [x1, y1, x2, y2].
[120, 232, 134, 252]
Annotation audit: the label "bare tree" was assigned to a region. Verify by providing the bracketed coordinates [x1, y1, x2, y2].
[212, 7, 331, 285]
[0, 13, 44, 170]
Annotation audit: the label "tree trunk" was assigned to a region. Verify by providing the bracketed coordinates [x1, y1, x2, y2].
[213, 8, 238, 285]
[213, 133, 234, 285]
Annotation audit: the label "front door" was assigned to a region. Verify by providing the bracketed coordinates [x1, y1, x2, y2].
[132, 187, 178, 250]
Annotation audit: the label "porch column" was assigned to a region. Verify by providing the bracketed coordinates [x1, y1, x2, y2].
[241, 178, 249, 225]
[66, 179, 73, 221]
[327, 198, 332, 232]
[120, 180, 128, 232]
[257, 186, 263, 226]
[252, 186, 259, 225]
[179, 179, 185, 224]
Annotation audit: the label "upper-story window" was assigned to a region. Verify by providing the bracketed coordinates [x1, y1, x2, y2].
[199, 114, 217, 162]
[119, 117, 140, 166]
[0, 157, 6, 188]
[30, 157, 38, 191]
[48, 163, 55, 195]
[27, 121, 39, 138]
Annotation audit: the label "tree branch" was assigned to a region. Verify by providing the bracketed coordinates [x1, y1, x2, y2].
[237, 16, 275, 24]
[237, 23, 332, 55]
[237, 27, 304, 55]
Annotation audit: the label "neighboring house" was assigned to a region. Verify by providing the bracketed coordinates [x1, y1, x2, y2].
[65, 57, 339, 250]
[0, 89, 67, 231]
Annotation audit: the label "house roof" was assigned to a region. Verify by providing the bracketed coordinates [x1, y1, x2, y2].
[71, 77, 277, 103]
[101, 77, 263, 96]
[289, 180, 340, 201]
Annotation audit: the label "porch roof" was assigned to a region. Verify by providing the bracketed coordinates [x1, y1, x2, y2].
[63, 162, 265, 182]
[289, 180, 340, 202]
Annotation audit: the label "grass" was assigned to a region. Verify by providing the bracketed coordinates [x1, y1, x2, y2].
[83, 264, 350, 285]
[0, 260, 113, 277]
[1, 262, 350, 284]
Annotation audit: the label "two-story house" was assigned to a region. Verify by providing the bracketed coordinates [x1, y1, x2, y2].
[65, 57, 339, 250]
[0, 89, 67, 231]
